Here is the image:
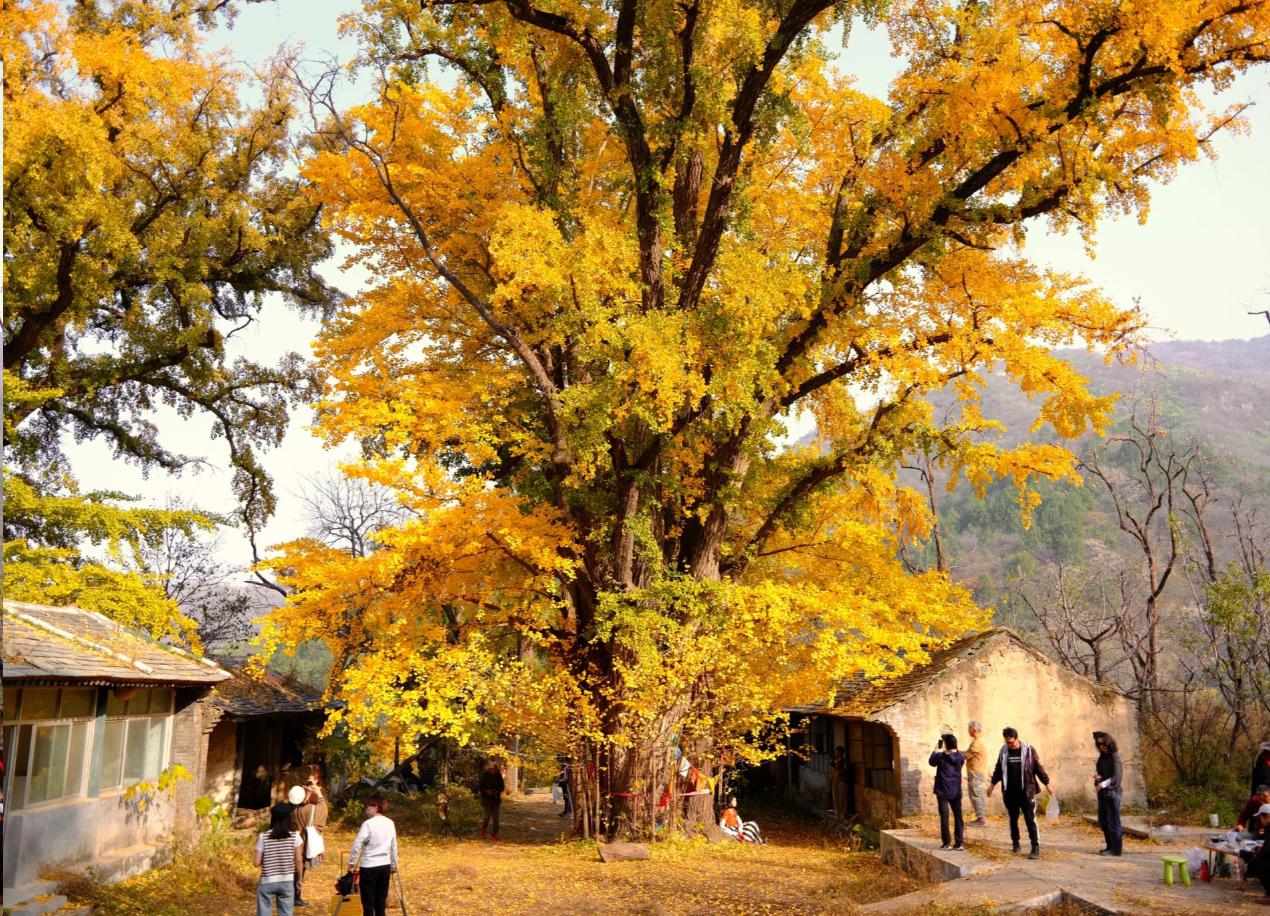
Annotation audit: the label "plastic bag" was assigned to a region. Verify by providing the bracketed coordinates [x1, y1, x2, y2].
[1045, 792, 1060, 822]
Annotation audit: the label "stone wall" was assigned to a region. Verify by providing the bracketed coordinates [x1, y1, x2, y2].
[874, 638, 1144, 816]
[2, 791, 176, 890]
[203, 718, 238, 807]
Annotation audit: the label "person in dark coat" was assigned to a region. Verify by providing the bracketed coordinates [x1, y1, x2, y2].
[987, 726, 1051, 859]
[1238, 786, 1270, 834]
[1253, 742, 1270, 797]
[478, 760, 507, 840]
[929, 733, 966, 850]
[1091, 731, 1123, 856]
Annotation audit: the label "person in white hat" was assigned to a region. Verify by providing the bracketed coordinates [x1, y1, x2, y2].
[286, 785, 310, 907]
[1241, 804, 1270, 902]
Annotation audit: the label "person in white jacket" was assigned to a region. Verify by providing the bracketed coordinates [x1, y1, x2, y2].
[347, 794, 398, 916]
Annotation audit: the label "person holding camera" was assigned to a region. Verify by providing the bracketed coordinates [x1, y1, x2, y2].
[929, 733, 966, 850]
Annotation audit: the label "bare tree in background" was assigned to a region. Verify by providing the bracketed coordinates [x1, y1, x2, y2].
[1180, 464, 1270, 752]
[1080, 400, 1203, 713]
[139, 504, 257, 649]
[295, 469, 408, 557]
[1012, 539, 1134, 687]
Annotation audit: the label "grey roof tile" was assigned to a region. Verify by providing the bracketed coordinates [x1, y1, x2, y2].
[2, 600, 229, 685]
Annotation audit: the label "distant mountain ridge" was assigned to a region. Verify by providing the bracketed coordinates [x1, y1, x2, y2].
[1146, 335, 1270, 386]
[948, 334, 1270, 471]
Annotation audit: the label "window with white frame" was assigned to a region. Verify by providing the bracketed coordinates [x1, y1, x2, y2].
[2, 685, 174, 810]
[99, 687, 174, 791]
[2, 686, 96, 810]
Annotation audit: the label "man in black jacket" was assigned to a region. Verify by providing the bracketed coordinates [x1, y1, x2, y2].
[478, 760, 507, 840]
[929, 733, 966, 850]
[987, 727, 1051, 859]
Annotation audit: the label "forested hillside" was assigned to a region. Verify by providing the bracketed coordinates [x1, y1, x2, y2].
[918, 335, 1270, 806]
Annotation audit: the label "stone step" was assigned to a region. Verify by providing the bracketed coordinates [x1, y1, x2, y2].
[6, 893, 69, 916]
[858, 876, 1060, 914]
[83, 841, 172, 885]
[2, 881, 61, 909]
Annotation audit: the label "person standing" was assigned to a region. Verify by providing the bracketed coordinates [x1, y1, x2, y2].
[478, 760, 507, 839]
[1092, 731, 1123, 856]
[829, 745, 848, 816]
[556, 760, 573, 818]
[255, 802, 302, 916]
[987, 727, 1051, 859]
[965, 721, 988, 827]
[929, 733, 966, 850]
[347, 794, 398, 916]
[301, 767, 328, 867]
[285, 786, 310, 907]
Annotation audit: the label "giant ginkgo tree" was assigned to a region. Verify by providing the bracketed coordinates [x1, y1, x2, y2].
[262, 0, 1270, 835]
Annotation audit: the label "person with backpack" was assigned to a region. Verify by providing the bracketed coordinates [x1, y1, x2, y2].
[478, 760, 507, 839]
[929, 733, 966, 850]
[255, 802, 303, 916]
[987, 726, 1051, 859]
[347, 794, 398, 916]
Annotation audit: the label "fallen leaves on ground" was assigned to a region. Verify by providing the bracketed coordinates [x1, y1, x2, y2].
[69, 795, 925, 915]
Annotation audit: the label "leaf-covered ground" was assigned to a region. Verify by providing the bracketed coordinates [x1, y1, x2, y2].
[68, 794, 927, 915]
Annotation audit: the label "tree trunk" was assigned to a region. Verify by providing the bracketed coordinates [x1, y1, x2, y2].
[569, 713, 718, 840]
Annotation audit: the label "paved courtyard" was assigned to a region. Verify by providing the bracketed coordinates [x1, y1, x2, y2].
[864, 812, 1270, 913]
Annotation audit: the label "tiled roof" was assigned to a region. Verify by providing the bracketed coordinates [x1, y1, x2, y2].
[210, 658, 325, 718]
[2, 600, 230, 685]
[790, 628, 1047, 717]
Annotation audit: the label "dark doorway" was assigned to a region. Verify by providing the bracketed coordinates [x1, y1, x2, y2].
[236, 721, 279, 809]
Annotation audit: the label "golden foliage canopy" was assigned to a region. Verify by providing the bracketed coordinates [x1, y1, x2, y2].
[261, 0, 1269, 775]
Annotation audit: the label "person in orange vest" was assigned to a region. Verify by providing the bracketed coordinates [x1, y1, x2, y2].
[719, 798, 765, 844]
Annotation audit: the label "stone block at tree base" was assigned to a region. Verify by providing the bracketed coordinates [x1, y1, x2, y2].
[598, 841, 651, 862]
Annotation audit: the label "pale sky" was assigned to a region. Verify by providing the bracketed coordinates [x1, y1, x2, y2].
[67, 1, 1270, 570]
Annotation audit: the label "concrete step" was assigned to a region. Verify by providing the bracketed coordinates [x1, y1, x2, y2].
[1082, 814, 1216, 843]
[859, 876, 1060, 914]
[880, 828, 997, 882]
[2, 881, 61, 909]
[83, 841, 172, 885]
[5, 893, 68, 916]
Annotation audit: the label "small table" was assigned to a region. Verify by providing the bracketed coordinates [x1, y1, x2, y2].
[1202, 841, 1259, 879]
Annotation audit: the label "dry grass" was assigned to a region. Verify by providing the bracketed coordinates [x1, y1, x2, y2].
[59, 831, 257, 916]
[67, 795, 926, 915]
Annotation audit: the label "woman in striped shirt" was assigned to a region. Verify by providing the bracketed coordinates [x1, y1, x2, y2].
[255, 802, 303, 916]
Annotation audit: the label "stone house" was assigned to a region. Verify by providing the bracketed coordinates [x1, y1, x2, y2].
[786, 628, 1145, 820]
[1, 600, 229, 902]
[203, 658, 326, 812]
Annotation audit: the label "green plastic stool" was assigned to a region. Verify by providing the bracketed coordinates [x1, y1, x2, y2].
[1162, 855, 1191, 886]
